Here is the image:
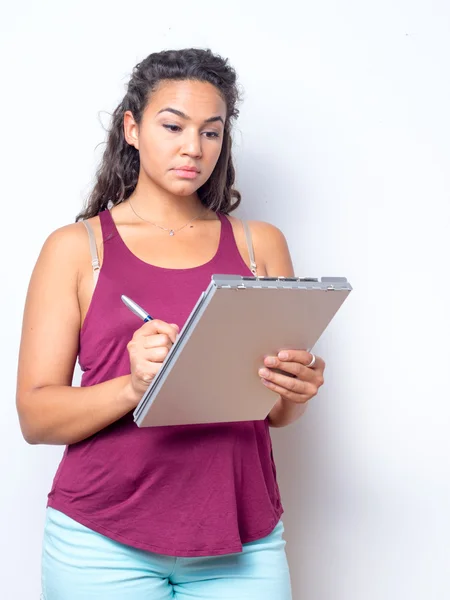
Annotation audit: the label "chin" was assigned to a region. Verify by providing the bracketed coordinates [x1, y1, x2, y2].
[171, 182, 203, 197]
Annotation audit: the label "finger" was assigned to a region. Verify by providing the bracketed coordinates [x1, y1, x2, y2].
[136, 320, 179, 344]
[259, 375, 311, 404]
[277, 350, 325, 371]
[258, 367, 315, 397]
[133, 360, 161, 384]
[145, 346, 170, 363]
[143, 333, 173, 350]
[263, 356, 315, 382]
[133, 346, 171, 381]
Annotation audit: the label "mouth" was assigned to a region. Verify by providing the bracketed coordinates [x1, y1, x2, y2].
[172, 166, 200, 179]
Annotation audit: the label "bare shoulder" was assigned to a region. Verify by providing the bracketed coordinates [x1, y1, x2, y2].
[227, 215, 287, 245]
[43, 220, 87, 252]
[227, 216, 294, 277]
[246, 220, 288, 248]
[38, 217, 100, 272]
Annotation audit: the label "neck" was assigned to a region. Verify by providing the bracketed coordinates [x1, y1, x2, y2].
[127, 174, 205, 225]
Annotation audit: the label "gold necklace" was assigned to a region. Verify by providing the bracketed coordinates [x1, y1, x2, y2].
[128, 198, 205, 236]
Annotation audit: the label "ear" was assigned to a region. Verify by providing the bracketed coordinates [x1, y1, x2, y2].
[123, 110, 139, 150]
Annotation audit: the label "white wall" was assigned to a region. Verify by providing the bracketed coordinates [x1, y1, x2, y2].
[1, 1, 449, 598]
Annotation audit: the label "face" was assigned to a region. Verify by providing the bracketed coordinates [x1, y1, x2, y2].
[124, 79, 227, 197]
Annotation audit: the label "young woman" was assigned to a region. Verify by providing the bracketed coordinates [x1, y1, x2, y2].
[16, 48, 325, 599]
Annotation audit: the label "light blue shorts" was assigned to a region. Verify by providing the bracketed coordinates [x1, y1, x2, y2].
[41, 507, 292, 599]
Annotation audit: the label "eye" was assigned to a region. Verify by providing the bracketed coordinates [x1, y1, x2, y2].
[203, 131, 220, 139]
[163, 124, 182, 133]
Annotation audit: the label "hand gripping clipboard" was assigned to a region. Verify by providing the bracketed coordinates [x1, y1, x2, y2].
[133, 275, 352, 427]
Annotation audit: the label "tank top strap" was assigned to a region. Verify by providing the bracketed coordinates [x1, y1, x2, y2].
[215, 211, 252, 271]
[215, 212, 236, 255]
[99, 208, 118, 244]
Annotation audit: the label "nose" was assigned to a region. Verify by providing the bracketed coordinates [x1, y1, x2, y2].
[181, 130, 202, 159]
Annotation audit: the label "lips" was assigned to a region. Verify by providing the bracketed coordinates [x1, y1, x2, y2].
[174, 166, 199, 172]
[173, 169, 199, 179]
[172, 165, 200, 180]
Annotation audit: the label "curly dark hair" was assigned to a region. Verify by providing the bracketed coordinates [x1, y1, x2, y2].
[76, 48, 242, 221]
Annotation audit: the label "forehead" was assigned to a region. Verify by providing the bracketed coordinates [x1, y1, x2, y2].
[146, 79, 227, 119]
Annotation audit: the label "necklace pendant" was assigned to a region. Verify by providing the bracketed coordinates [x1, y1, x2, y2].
[169, 229, 175, 236]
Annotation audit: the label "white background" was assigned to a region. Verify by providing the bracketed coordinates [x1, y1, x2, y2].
[1, 1, 449, 598]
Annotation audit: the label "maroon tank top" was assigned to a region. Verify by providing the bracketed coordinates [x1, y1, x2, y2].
[47, 209, 283, 557]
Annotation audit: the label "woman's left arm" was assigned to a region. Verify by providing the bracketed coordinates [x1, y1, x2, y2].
[249, 221, 326, 428]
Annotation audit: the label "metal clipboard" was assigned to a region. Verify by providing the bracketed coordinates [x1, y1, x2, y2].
[133, 275, 352, 427]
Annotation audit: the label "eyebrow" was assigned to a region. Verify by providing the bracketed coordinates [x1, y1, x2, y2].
[156, 107, 224, 125]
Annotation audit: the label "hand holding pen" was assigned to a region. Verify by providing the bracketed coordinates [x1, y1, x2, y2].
[121, 295, 179, 400]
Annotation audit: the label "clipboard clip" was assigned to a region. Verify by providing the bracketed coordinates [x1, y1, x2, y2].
[211, 275, 351, 291]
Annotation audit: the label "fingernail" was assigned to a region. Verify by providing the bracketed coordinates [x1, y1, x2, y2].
[265, 357, 276, 366]
[259, 368, 270, 378]
[278, 351, 288, 360]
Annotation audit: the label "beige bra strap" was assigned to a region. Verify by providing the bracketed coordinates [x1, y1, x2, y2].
[242, 220, 258, 276]
[82, 220, 100, 285]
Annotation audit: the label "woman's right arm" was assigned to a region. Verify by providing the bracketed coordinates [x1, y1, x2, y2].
[16, 224, 177, 446]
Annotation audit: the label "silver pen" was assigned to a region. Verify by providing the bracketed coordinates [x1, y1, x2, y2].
[121, 295, 153, 322]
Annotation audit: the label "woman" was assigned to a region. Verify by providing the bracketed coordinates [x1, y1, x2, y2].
[16, 48, 325, 599]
